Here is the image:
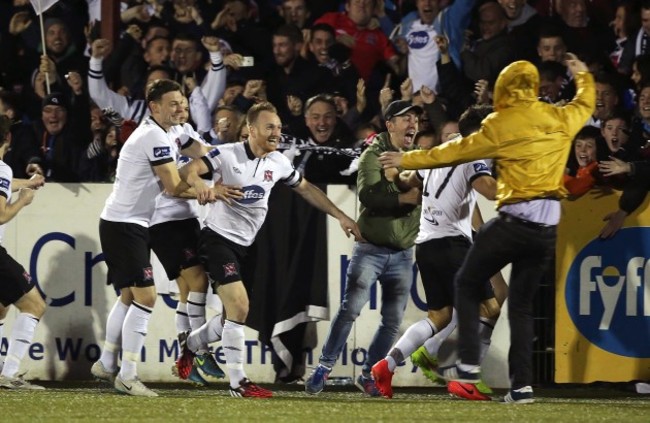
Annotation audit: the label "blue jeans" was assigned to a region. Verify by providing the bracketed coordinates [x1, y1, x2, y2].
[319, 242, 414, 375]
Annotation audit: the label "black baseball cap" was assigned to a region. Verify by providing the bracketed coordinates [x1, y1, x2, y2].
[41, 92, 68, 110]
[383, 100, 423, 121]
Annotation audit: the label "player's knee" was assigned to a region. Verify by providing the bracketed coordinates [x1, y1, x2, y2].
[479, 298, 500, 320]
[132, 287, 157, 308]
[228, 297, 249, 321]
[16, 288, 47, 318]
[427, 308, 452, 329]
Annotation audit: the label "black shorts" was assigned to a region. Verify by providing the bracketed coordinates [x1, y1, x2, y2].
[0, 246, 36, 306]
[150, 218, 202, 280]
[198, 227, 248, 288]
[416, 235, 495, 311]
[99, 219, 155, 289]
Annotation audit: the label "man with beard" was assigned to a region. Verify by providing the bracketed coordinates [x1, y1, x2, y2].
[305, 100, 421, 397]
[177, 101, 361, 398]
[28, 18, 88, 101]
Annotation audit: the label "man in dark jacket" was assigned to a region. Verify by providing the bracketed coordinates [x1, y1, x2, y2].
[32, 92, 91, 182]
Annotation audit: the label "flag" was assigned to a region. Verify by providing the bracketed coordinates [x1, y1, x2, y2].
[30, 0, 59, 15]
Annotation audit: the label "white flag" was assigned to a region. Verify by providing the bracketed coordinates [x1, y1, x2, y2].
[30, 0, 60, 15]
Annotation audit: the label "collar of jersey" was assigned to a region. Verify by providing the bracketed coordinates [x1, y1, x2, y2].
[243, 141, 257, 160]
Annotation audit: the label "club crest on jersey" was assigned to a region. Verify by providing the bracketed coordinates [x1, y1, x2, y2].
[153, 146, 171, 158]
[473, 162, 489, 173]
[223, 263, 238, 277]
[236, 185, 266, 204]
[23, 271, 32, 283]
[0, 177, 9, 190]
[264, 170, 273, 182]
[183, 248, 196, 260]
[143, 267, 154, 281]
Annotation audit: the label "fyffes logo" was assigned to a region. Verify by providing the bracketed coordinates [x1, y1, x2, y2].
[236, 185, 266, 204]
[407, 31, 429, 49]
[566, 228, 650, 358]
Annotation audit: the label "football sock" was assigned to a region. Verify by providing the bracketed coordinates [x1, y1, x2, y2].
[120, 301, 152, 380]
[423, 309, 457, 357]
[222, 320, 246, 388]
[478, 317, 496, 363]
[187, 292, 207, 353]
[175, 302, 190, 334]
[99, 299, 129, 371]
[1, 313, 39, 378]
[188, 314, 224, 353]
[388, 319, 436, 372]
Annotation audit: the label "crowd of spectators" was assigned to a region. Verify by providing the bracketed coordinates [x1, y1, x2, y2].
[0, 0, 648, 194]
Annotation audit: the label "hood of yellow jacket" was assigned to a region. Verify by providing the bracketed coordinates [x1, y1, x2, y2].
[493, 61, 539, 112]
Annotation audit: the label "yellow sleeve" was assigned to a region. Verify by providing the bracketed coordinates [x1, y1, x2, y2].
[401, 125, 499, 170]
[558, 71, 596, 134]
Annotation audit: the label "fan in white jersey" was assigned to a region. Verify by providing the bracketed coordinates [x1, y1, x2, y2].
[0, 116, 47, 390]
[92, 80, 220, 397]
[372, 104, 506, 401]
[88, 36, 226, 129]
[175, 102, 362, 398]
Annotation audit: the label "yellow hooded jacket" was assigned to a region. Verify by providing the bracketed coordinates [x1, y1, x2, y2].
[401, 61, 596, 208]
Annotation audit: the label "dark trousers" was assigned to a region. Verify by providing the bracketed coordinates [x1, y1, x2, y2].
[454, 214, 556, 389]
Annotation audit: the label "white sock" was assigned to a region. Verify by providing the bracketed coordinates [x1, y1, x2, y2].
[99, 300, 129, 371]
[388, 319, 436, 372]
[0, 318, 5, 371]
[1, 313, 39, 378]
[188, 314, 223, 353]
[119, 301, 152, 381]
[222, 320, 246, 388]
[187, 292, 207, 353]
[175, 302, 190, 335]
[424, 309, 458, 357]
[478, 317, 496, 363]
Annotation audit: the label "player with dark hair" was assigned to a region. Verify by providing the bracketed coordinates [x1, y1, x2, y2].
[91, 79, 219, 397]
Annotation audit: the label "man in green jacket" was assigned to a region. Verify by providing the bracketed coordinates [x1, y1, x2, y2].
[305, 100, 422, 396]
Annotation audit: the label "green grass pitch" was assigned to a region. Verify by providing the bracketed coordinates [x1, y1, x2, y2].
[0, 382, 648, 422]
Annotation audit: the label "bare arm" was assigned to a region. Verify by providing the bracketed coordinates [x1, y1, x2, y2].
[11, 174, 45, 192]
[293, 178, 363, 241]
[0, 189, 34, 225]
[178, 157, 243, 204]
[471, 175, 497, 201]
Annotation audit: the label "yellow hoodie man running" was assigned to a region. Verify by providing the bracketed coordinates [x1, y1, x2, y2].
[379, 55, 595, 404]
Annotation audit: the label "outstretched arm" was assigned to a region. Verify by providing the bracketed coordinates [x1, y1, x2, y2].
[293, 178, 363, 241]
[11, 174, 45, 192]
[0, 188, 34, 225]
